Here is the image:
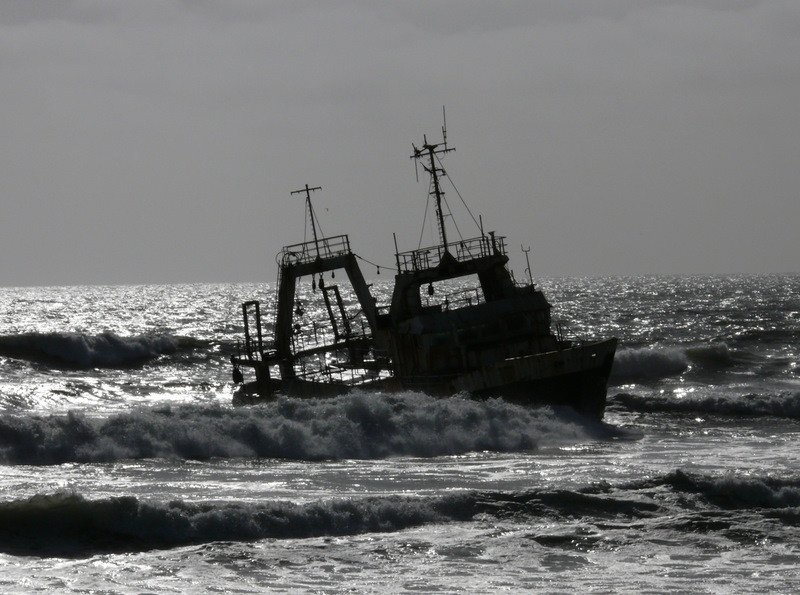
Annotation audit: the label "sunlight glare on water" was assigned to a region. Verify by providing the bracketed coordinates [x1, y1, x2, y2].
[0, 276, 799, 592]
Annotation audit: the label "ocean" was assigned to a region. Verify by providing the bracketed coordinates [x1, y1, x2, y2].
[0, 274, 798, 593]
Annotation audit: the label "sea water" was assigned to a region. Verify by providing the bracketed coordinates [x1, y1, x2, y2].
[0, 275, 798, 593]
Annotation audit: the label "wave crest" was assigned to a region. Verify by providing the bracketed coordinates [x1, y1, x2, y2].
[0, 331, 182, 368]
[610, 348, 688, 380]
[6, 469, 798, 557]
[0, 394, 612, 466]
[0, 491, 470, 557]
[652, 469, 800, 509]
[684, 343, 737, 367]
[613, 391, 800, 419]
[610, 343, 758, 382]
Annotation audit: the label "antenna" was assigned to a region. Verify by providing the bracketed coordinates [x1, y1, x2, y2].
[442, 106, 448, 147]
[521, 245, 534, 286]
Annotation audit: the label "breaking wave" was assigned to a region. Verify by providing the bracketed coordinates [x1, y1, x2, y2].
[0, 393, 617, 466]
[0, 331, 196, 368]
[2, 469, 797, 557]
[610, 347, 688, 380]
[653, 469, 800, 510]
[612, 391, 800, 419]
[0, 491, 468, 557]
[684, 343, 739, 368]
[611, 343, 750, 382]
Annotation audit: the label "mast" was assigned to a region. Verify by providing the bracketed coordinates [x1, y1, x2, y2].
[412, 113, 455, 251]
[291, 184, 322, 255]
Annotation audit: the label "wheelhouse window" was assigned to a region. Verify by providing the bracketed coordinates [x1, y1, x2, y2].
[421, 275, 485, 311]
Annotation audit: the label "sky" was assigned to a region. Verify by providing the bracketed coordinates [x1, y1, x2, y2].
[2, 0, 799, 286]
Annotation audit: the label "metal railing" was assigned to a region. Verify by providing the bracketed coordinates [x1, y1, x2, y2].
[435, 286, 484, 310]
[396, 234, 507, 273]
[280, 234, 352, 266]
[292, 352, 393, 387]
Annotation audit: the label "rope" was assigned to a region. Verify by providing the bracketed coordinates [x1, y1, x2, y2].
[355, 253, 397, 273]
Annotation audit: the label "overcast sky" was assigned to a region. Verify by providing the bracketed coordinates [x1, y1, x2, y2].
[2, 0, 798, 286]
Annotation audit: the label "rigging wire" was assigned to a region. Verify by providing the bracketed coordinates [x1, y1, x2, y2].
[417, 184, 432, 250]
[434, 152, 482, 231]
[413, 150, 484, 249]
[302, 201, 308, 246]
[440, 192, 464, 242]
[313, 208, 325, 242]
[303, 201, 326, 248]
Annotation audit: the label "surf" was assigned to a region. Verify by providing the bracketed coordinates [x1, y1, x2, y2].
[0, 393, 619, 466]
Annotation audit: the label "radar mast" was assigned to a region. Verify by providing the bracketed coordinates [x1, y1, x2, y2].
[291, 184, 323, 256]
[411, 108, 455, 251]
